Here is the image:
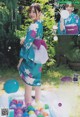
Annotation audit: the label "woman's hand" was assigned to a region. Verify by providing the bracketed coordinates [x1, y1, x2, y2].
[17, 62, 21, 70]
[60, 18, 65, 31]
[20, 37, 25, 45]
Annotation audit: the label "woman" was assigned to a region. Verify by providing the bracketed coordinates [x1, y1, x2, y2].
[58, 2, 80, 35]
[17, 3, 48, 109]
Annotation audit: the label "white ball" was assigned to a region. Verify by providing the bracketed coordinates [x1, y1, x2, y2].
[54, 36, 58, 41]
[8, 46, 11, 50]
[53, 25, 58, 30]
[60, 10, 69, 19]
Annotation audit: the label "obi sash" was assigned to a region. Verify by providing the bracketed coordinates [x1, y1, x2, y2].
[33, 39, 47, 50]
[65, 24, 78, 34]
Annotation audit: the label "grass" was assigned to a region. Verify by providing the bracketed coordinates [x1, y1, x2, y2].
[0, 64, 80, 88]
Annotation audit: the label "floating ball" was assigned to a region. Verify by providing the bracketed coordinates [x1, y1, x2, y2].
[58, 103, 62, 107]
[60, 10, 69, 19]
[44, 104, 49, 109]
[4, 79, 19, 93]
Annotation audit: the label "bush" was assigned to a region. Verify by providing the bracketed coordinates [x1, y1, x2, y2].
[66, 36, 80, 62]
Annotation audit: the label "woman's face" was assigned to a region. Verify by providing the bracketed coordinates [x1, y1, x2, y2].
[66, 4, 74, 14]
[29, 7, 41, 21]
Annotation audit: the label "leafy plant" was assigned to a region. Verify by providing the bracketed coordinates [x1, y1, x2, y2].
[66, 36, 80, 62]
[66, 48, 80, 62]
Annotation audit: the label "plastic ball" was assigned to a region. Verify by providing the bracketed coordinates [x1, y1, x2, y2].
[44, 104, 49, 109]
[60, 10, 69, 19]
[35, 110, 41, 115]
[29, 114, 37, 117]
[9, 99, 17, 109]
[58, 103, 62, 107]
[37, 114, 44, 117]
[28, 111, 34, 115]
[23, 112, 29, 117]
[27, 105, 35, 112]
[43, 112, 49, 116]
[15, 108, 23, 117]
[9, 103, 17, 109]
[17, 100, 23, 108]
[22, 107, 28, 113]
[53, 36, 58, 41]
[4, 79, 19, 93]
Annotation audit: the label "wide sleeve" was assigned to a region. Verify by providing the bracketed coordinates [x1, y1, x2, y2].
[20, 23, 38, 59]
[24, 23, 39, 50]
[74, 15, 80, 33]
[57, 21, 66, 35]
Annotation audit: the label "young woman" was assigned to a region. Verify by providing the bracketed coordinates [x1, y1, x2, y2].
[17, 3, 48, 108]
[58, 2, 80, 35]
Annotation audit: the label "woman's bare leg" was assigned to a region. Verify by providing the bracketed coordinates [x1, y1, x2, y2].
[35, 86, 41, 102]
[25, 84, 32, 105]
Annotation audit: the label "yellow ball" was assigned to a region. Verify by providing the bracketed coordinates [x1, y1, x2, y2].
[29, 111, 34, 115]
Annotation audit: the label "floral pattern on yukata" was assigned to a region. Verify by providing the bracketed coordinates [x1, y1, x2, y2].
[19, 20, 43, 86]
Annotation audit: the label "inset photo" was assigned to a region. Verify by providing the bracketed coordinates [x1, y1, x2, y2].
[53, 1, 80, 35]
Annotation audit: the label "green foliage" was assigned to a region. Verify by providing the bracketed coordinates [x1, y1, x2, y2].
[32, 0, 48, 4]
[0, 0, 56, 68]
[66, 48, 80, 62]
[0, 4, 9, 37]
[0, 0, 21, 38]
[65, 36, 80, 62]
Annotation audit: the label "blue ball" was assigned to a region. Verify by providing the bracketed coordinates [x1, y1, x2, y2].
[4, 79, 19, 93]
[23, 112, 29, 117]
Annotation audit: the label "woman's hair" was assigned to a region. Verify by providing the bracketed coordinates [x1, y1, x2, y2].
[28, 3, 42, 15]
[65, 1, 74, 8]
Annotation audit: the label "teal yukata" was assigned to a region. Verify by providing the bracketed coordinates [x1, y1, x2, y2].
[58, 13, 80, 35]
[19, 20, 43, 86]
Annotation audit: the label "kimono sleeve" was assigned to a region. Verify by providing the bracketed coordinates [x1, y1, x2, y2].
[57, 21, 66, 35]
[20, 23, 38, 59]
[24, 23, 38, 50]
[75, 15, 80, 33]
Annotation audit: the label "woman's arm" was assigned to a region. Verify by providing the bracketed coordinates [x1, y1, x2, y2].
[17, 58, 23, 69]
[60, 18, 65, 31]
[20, 37, 26, 45]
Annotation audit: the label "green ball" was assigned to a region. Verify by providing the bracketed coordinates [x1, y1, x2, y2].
[37, 114, 44, 117]
[44, 104, 49, 109]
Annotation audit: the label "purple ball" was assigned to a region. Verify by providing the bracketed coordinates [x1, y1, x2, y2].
[58, 103, 62, 107]
[35, 110, 40, 115]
